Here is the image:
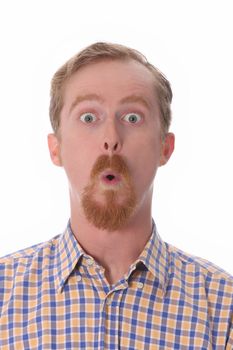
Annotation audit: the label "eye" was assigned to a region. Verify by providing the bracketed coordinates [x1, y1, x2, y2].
[123, 113, 142, 124]
[80, 112, 97, 123]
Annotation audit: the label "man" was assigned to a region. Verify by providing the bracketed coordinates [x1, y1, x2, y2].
[0, 42, 232, 349]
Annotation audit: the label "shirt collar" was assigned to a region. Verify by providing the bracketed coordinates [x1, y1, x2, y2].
[55, 218, 169, 293]
[55, 219, 84, 293]
[135, 218, 169, 292]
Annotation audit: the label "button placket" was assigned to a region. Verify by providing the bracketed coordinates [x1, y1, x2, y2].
[103, 289, 121, 348]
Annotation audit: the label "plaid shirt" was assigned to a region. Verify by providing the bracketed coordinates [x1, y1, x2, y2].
[0, 219, 233, 349]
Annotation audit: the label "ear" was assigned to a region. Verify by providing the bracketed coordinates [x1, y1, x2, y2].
[47, 133, 63, 167]
[159, 132, 175, 166]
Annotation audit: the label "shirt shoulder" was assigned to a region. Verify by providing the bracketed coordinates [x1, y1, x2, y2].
[0, 234, 61, 263]
[0, 234, 61, 312]
[167, 242, 233, 279]
[166, 242, 233, 301]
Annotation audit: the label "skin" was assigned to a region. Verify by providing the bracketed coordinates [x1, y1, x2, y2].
[47, 59, 175, 285]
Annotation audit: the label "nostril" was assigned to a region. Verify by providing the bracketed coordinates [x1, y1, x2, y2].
[103, 142, 118, 151]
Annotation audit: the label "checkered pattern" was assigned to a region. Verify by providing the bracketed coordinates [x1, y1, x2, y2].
[1, 219, 233, 349]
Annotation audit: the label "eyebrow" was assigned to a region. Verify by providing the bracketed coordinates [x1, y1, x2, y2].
[69, 94, 104, 114]
[69, 93, 151, 114]
[119, 95, 151, 109]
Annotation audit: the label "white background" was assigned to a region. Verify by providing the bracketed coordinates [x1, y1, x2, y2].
[0, 1, 232, 274]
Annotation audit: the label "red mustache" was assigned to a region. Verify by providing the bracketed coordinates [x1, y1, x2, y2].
[90, 154, 131, 182]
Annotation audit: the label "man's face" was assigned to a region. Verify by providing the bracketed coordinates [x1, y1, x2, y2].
[48, 59, 174, 231]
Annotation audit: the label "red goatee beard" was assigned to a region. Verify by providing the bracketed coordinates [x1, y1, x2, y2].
[81, 154, 137, 231]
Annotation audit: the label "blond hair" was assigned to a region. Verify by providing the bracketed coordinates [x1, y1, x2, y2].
[49, 42, 172, 135]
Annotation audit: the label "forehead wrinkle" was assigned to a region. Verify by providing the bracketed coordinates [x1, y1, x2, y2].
[69, 93, 104, 114]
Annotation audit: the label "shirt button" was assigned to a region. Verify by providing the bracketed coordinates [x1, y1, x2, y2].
[106, 298, 112, 305]
[77, 275, 82, 282]
[137, 282, 144, 289]
[87, 259, 94, 266]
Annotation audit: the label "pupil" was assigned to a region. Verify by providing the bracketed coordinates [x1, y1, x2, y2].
[129, 115, 136, 123]
[85, 115, 92, 122]
[106, 175, 115, 181]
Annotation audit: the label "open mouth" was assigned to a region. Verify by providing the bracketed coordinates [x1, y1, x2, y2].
[100, 171, 122, 185]
[106, 174, 115, 181]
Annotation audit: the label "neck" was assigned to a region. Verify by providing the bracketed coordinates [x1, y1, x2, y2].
[70, 194, 153, 285]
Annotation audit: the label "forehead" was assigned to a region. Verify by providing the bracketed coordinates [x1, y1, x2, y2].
[62, 59, 158, 107]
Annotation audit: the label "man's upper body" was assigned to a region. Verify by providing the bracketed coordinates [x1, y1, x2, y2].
[1, 42, 233, 349]
[0, 219, 233, 349]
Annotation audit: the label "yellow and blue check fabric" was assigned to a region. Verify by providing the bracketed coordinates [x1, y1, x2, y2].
[1, 219, 233, 349]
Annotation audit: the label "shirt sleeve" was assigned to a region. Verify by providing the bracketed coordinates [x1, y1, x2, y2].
[226, 316, 233, 349]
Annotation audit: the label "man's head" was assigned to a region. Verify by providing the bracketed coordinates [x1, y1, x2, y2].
[48, 42, 175, 231]
[49, 42, 173, 139]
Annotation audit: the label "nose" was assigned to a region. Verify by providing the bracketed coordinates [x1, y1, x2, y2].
[100, 120, 122, 155]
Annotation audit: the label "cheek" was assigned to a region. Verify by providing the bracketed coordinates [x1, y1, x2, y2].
[136, 151, 160, 187]
[59, 139, 90, 190]
[130, 136, 161, 191]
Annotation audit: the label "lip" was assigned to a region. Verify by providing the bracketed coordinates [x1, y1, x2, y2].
[100, 170, 122, 185]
